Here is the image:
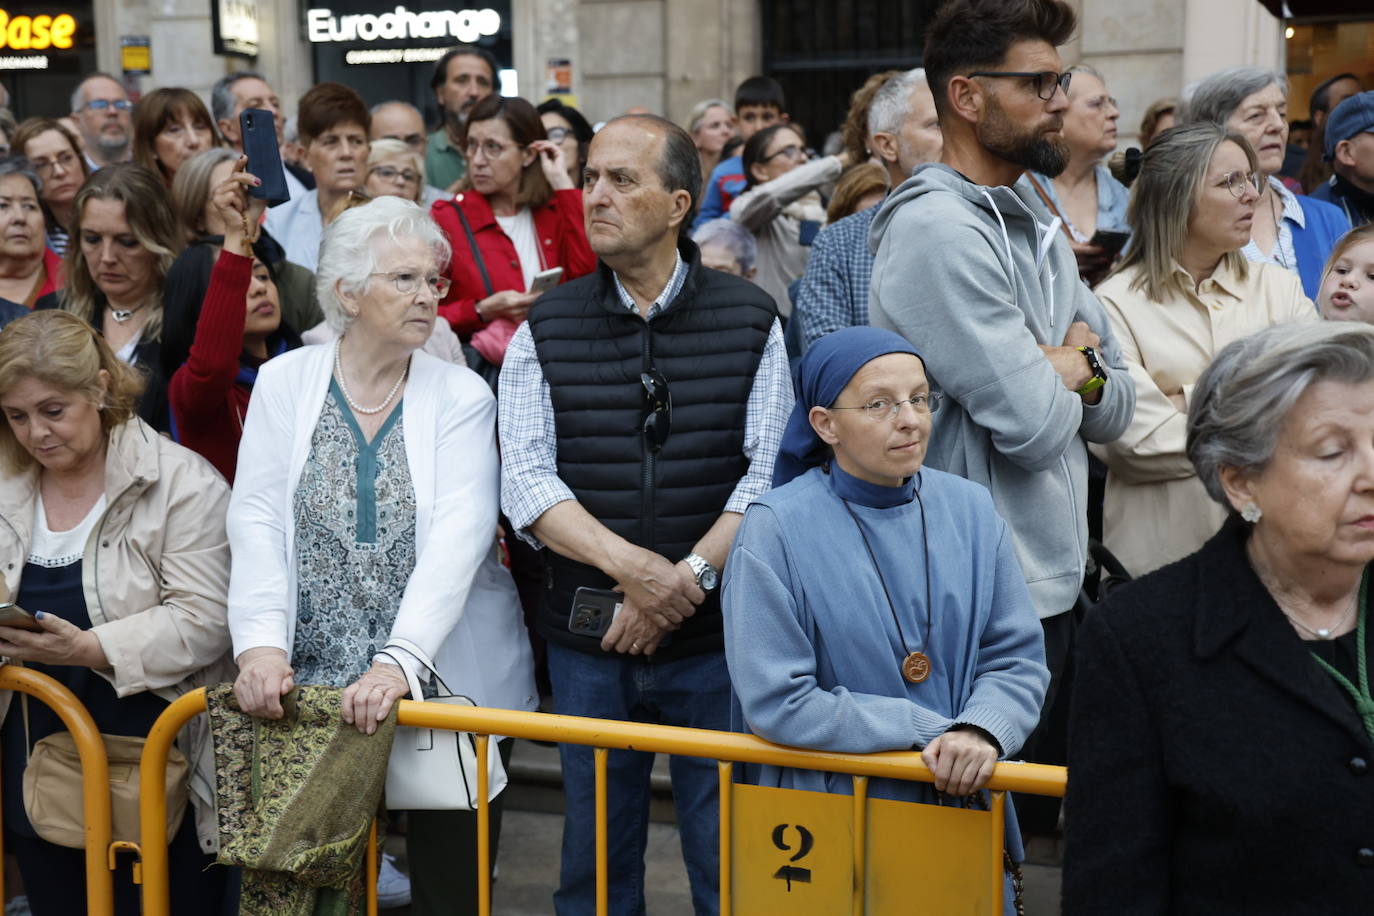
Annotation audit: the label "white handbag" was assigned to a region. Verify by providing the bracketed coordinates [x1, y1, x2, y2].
[377, 637, 508, 811]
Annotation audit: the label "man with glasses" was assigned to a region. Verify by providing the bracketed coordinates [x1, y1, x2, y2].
[868, 0, 1134, 839]
[369, 101, 448, 206]
[498, 114, 791, 914]
[210, 70, 311, 201]
[426, 46, 499, 192]
[69, 73, 132, 170]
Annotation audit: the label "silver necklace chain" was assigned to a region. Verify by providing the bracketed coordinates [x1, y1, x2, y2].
[333, 339, 407, 415]
[1281, 593, 1357, 641]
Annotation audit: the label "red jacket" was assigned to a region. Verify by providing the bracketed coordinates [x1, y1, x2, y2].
[36, 247, 62, 301]
[431, 188, 596, 337]
[168, 251, 254, 483]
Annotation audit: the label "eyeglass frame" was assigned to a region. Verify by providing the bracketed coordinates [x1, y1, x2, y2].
[761, 143, 809, 165]
[367, 269, 452, 298]
[369, 164, 421, 185]
[82, 99, 134, 112]
[967, 70, 1073, 101]
[30, 150, 80, 177]
[464, 138, 526, 161]
[827, 392, 944, 421]
[1218, 169, 1263, 199]
[640, 367, 672, 454]
[544, 126, 573, 144]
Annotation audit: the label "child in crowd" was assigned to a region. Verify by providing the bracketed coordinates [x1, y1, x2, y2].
[1319, 224, 1374, 323]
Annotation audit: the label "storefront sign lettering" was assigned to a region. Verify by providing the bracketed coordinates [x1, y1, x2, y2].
[306, 6, 499, 44]
[0, 11, 77, 50]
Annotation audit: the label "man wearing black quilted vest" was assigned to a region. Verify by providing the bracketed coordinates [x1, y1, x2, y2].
[498, 113, 793, 915]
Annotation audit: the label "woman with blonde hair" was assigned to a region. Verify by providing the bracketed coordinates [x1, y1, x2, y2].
[687, 99, 735, 187]
[0, 309, 234, 915]
[1091, 122, 1318, 576]
[166, 148, 322, 338]
[365, 138, 426, 204]
[59, 162, 183, 431]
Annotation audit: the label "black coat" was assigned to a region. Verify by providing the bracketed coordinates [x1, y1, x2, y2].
[1064, 517, 1374, 915]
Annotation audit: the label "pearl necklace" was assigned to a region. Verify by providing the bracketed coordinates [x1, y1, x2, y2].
[1281, 593, 1358, 641]
[333, 339, 407, 415]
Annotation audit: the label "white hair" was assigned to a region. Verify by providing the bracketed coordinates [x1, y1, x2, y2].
[867, 68, 927, 138]
[315, 196, 451, 334]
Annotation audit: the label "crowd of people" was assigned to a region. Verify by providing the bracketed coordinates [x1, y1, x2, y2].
[0, 0, 1373, 912]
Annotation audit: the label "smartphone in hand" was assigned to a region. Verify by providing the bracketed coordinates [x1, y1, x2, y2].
[0, 603, 44, 632]
[240, 108, 291, 207]
[528, 266, 564, 295]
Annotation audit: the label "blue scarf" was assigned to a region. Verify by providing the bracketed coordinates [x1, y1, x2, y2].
[772, 326, 924, 488]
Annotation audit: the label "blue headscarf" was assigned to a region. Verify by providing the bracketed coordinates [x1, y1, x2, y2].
[772, 326, 925, 488]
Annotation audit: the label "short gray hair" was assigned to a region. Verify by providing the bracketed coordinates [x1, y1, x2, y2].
[1180, 67, 1287, 126]
[0, 155, 41, 197]
[210, 70, 267, 126]
[867, 68, 927, 138]
[1188, 322, 1374, 505]
[370, 100, 422, 119]
[70, 72, 121, 115]
[692, 218, 757, 273]
[316, 196, 451, 334]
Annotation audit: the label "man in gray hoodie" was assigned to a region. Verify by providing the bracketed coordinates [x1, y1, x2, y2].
[869, 0, 1135, 822]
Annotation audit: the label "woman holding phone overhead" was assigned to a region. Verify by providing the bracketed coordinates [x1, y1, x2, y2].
[431, 94, 595, 367]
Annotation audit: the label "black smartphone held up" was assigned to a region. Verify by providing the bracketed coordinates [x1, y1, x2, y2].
[239, 108, 291, 207]
[1088, 228, 1131, 261]
[568, 587, 623, 638]
[0, 603, 44, 632]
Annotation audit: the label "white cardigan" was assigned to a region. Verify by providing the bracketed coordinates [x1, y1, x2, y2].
[227, 343, 536, 712]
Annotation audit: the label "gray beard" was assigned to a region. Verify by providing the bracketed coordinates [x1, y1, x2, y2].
[95, 136, 130, 161]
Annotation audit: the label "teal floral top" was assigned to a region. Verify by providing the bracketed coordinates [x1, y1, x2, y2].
[292, 381, 417, 687]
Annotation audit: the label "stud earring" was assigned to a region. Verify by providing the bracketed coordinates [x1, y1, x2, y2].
[1240, 502, 1262, 523]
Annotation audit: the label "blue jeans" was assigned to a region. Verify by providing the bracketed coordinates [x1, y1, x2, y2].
[547, 642, 730, 916]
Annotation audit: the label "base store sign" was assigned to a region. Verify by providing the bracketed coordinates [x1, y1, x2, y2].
[0, 9, 77, 50]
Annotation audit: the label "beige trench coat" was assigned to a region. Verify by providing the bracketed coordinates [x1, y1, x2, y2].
[1090, 258, 1317, 577]
[0, 417, 235, 853]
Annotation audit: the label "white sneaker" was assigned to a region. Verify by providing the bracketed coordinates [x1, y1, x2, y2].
[377, 852, 413, 908]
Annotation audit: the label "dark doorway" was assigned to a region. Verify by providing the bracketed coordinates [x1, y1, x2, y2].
[760, 0, 939, 148]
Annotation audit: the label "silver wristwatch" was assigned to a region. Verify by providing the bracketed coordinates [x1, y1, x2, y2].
[684, 553, 719, 592]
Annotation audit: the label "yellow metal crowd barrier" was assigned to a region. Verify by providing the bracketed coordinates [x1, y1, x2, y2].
[138, 688, 1066, 916]
[0, 664, 116, 915]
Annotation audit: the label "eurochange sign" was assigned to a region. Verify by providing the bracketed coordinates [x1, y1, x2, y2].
[0, 10, 77, 50]
[306, 6, 499, 44]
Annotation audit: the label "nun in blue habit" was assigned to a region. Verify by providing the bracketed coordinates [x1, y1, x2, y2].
[721, 327, 1048, 909]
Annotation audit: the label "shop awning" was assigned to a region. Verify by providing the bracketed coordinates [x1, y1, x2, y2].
[1258, 0, 1374, 17]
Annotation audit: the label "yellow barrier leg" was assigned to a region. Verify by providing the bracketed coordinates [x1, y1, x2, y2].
[594, 746, 609, 916]
[138, 688, 206, 916]
[851, 776, 868, 915]
[0, 666, 114, 916]
[990, 791, 1006, 914]
[476, 734, 491, 916]
[367, 819, 378, 916]
[718, 762, 732, 916]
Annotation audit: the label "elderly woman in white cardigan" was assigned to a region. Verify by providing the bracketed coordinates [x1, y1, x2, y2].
[226, 196, 536, 916]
